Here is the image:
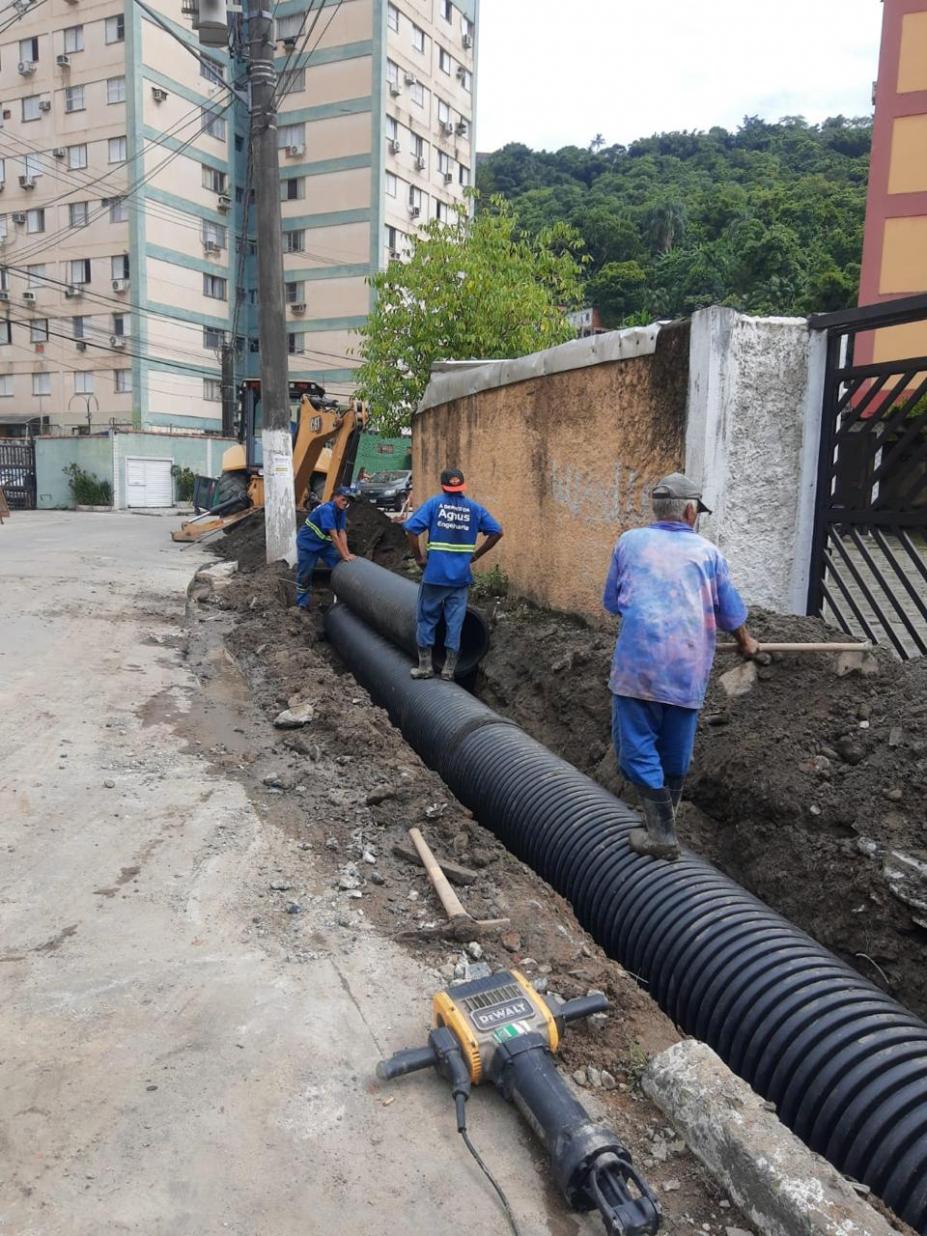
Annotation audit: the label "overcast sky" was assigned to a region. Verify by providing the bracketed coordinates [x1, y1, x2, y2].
[476, 0, 884, 152]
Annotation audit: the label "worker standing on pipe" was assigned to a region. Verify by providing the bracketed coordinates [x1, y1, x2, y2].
[404, 468, 503, 681]
[295, 486, 356, 610]
[603, 473, 760, 861]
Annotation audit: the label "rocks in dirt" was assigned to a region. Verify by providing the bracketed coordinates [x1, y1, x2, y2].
[273, 702, 315, 729]
[883, 851, 927, 914]
[285, 902, 301, 914]
[325, 837, 339, 851]
[718, 661, 757, 699]
[269, 881, 293, 892]
[835, 650, 880, 677]
[835, 736, 866, 765]
[661, 1179, 681, 1193]
[366, 785, 397, 805]
[338, 864, 362, 892]
[103, 778, 116, 789]
[466, 941, 484, 960]
[888, 726, 904, 748]
[572, 1068, 588, 1087]
[362, 849, 377, 864]
[883, 787, 903, 801]
[600, 1069, 616, 1090]
[262, 770, 299, 790]
[588, 1012, 609, 1032]
[500, 931, 521, 953]
[197, 561, 238, 582]
[368, 870, 386, 886]
[586, 1066, 602, 1088]
[532, 977, 549, 994]
[725, 1228, 753, 1236]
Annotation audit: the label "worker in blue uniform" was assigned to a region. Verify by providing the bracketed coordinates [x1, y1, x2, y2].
[295, 486, 355, 610]
[403, 468, 503, 680]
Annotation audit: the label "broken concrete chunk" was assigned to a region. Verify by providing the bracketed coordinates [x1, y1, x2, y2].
[719, 660, 757, 699]
[836, 650, 879, 677]
[273, 702, 315, 729]
[197, 560, 238, 582]
[883, 850, 927, 915]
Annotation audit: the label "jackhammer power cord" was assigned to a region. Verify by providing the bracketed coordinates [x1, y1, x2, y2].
[456, 1095, 523, 1236]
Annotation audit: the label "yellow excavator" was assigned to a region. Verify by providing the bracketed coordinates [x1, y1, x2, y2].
[172, 379, 367, 543]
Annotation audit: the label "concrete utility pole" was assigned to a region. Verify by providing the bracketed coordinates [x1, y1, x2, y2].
[247, 0, 297, 564]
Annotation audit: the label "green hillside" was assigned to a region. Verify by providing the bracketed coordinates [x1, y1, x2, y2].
[476, 116, 872, 327]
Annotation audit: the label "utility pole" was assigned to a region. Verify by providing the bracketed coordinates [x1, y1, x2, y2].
[220, 341, 236, 437]
[246, 0, 297, 564]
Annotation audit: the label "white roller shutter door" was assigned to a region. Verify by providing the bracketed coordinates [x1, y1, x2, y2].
[125, 457, 173, 507]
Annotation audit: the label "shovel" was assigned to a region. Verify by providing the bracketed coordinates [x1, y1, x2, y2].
[408, 827, 509, 939]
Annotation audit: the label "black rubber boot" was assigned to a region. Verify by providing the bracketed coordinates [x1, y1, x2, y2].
[440, 649, 459, 682]
[410, 647, 434, 679]
[629, 787, 681, 861]
[666, 774, 685, 812]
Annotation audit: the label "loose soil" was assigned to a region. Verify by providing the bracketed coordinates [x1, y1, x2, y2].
[476, 593, 927, 1023]
[212, 503, 409, 574]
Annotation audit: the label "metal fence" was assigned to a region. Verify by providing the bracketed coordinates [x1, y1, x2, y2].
[0, 437, 36, 510]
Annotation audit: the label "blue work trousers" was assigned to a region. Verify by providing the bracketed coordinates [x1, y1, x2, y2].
[611, 694, 699, 791]
[416, 583, 469, 652]
[295, 527, 341, 609]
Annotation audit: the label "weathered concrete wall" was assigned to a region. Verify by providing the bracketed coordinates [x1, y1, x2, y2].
[686, 308, 826, 613]
[111, 432, 235, 510]
[413, 323, 689, 618]
[36, 436, 113, 509]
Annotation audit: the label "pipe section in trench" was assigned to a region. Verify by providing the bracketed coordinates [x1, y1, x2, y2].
[325, 602, 927, 1234]
[331, 558, 490, 679]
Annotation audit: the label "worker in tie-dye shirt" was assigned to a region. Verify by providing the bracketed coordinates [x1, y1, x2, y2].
[603, 472, 760, 861]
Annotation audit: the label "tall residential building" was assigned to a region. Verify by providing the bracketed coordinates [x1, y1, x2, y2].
[0, 0, 477, 437]
[858, 0, 927, 362]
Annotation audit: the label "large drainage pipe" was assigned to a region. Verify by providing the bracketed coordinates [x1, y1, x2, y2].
[325, 603, 927, 1233]
[331, 558, 490, 679]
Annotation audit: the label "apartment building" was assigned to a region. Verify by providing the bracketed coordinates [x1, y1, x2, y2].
[0, 0, 477, 436]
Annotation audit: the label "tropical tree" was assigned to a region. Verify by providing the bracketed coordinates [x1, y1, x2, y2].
[355, 195, 586, 434]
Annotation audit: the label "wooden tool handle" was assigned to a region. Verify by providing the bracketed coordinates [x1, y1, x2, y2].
[716, 642, 872, 653]
[408, 828, 468, 921]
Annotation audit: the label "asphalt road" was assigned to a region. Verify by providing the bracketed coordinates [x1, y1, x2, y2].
[0, 511, 590, 1236]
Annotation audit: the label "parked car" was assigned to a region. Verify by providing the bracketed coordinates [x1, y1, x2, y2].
[355, 469, 413, 511]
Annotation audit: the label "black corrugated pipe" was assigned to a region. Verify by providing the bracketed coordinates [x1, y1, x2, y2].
[330, 558, 490, 679]
[324, 603, 927, 1234]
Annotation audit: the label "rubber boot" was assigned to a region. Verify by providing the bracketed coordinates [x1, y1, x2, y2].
[628, 786, 681, 861]
[666, 774, 685, 812]
[440, 649, 459, 682]
[410, 646, 434, 679]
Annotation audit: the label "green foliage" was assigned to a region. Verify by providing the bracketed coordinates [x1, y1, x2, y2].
[477, 115, 872, 327]
[355, 194, 586, 434]
[171, 464, 196, 502]
[470, 563, 509, 600]
[63, 462, 112, 506]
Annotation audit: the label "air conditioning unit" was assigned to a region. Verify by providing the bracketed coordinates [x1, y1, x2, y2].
[112, 277, 129, 292]
[443, 171, 453, 184]
[110, 334, 127, 349]
[388, 247, 401, 259]
[217, 193, 231, 212]
[17, 177, 35, 190]
[38, 99, 52, 112]
[388, 83, 401, 97]
[441, 121, 454, 135]
[151, 86, 168, 102]
[23, 290, 37, 303]
[75, 339, 87, 350]
[285, 144, 304, 157]
[455, 120, 468, 136]
[11, 211, 26, 223]
[203, 240, 221, 255]
[388, 138, 400, 154]
[52, 147, 66, 159]
[403, 72, 416, 85]
[64, 285, 82, 298]
[290, 301, 306, 313]
[408, 205, 421, 218]
[462, 32, 472, 48]
[0, 290, 9, 302]
[456, 65, 467, 81]
[18, 61, 36, 76]
[414, 156, 426, 170]
[56, 53, 70, 67]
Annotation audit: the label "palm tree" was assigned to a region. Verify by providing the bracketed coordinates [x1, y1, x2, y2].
[589, 133, 605, 152]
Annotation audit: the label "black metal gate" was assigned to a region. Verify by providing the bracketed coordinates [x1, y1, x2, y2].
[808, 294, 927, 659]
[0, 437, 36, 510]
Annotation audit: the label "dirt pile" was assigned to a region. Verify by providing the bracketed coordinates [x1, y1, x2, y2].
[477, 597, 927, 1020]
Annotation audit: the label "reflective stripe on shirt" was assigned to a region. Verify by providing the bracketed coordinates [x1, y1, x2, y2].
[427, 541, 475, 552]
[304, 520, 330, 542]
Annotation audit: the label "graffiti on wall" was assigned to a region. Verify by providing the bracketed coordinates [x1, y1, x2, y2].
[550, 459, 653, 528]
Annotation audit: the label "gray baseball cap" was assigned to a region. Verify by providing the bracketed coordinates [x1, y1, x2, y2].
[653, 472, 711, 515]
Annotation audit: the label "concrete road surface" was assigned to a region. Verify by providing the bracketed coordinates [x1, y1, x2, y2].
[0, 512, 590, 1236]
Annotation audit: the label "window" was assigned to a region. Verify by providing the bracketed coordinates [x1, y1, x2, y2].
[438, 150, 451, 175]
[203, 273, 227, 300]
[287, 333, 304, 355]
[385, 223, 398, 253]
[412, 24, 425, 53]
[202, 220, 227, 249]
[439, 47, 451, 73]
[201, 108, 226, 140]
[0, 268, 7, 291]
[105, 15, 125, 43]
[411, 80, 425, 107]
[276, 13, 303, 39]
[285, 281, 304, 303]
[112, 313, 126, 336]
[413, 133, 425, 161]
[23, 155, 43, 180]
[200, 56, 224, 85]
[108, 136, 127, 163]
[19, 36, 38, 63]
[64, 85, 84, 112]
[33, 371, 51, 395]
[0, 323, 11, 347]
[459, 163, 470, 186]
[63, 25, 83, 53]
[235, 134, 244, 151]
[436, 199, 450, 223]
[72, 315, 86, 339]
[249, 337, 260, 353]
[442, 1, 453, 19]
[408, 185, 423, 212]
[387, 3, 399, 31]
[0, 217, 8, 242]
[281, 177, 304, 201]
[27, 264, 46, 287]
[107, 197, 128, 223]
[111, 255, 130, 280]
[437, 98, 450, 126]
[203, 377, 221, 401]
[69, 258, 91, 284]
[285, 229, 305, 253]
[279, 67, 305, 97]
[115, 369, 132, 393]
[386, 115, 398, 142]
[69, 201, 89, 228]
[26, 208, 44, 234]
[106, 76, 126, 104]
[22, 96, 41, 123]
[74, 371, 94, 394]
[0, 375, 12, 395]
[385, 171, 397, 198]
[386, 59, 399, 86]
[0, 161, 4, 188]
[67, 144, 87, 170]
[203, 326, 224, 349]
[459, 67, 472, 91]
[277, 122, 304, 151]
[202, 166, 227, 193]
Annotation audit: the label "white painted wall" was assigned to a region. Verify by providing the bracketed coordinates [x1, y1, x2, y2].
[685, 307, 826, 614]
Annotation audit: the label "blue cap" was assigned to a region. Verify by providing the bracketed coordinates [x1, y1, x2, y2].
[334, 485, 354, 498]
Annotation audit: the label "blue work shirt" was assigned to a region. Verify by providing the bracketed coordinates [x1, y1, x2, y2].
[302, 499, 347, 546]
[404, 493, 502, 587]
[603, 521, 748, 710]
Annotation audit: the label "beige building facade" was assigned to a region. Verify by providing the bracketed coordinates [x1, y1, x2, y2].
[0, 0, 477, 435]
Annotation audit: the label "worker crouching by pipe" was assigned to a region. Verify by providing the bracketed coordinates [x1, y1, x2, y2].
[404, 468, 503, 681]
[295, 486, 356, 610]
[603, 472, 761, 861]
